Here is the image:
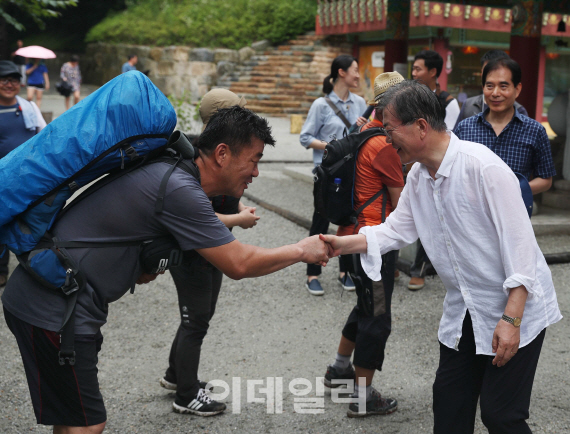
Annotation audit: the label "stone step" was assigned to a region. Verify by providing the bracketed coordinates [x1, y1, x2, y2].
[250, 65, 318, 73]
[243, 105, 285, 114]
[283, 107, 312, 114]
[248, 76, 317, 84]
[241, 90, 318, 103]
[242, 100, 310, 108]
[232, 83, 319, 92]
[242, 94, 317, 103]
[218, 33, 352, 116]
[257, 55, 315, 62]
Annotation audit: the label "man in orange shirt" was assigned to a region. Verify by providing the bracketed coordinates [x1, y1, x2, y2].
[323, 72, 405, 418]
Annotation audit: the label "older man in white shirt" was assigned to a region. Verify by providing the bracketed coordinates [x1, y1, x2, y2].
[321, 80, 561, 434]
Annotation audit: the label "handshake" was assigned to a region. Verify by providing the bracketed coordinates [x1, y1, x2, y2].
[296, 233, 367, 266]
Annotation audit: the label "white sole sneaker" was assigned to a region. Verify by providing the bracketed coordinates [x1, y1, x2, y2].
[172, 401, 226, 417]
[159, 377, 177, 390]
[305, 282, 324, 296]
[338, 277, 356, 291]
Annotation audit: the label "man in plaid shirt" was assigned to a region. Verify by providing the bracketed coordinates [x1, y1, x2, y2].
[454, 57, 555, 195]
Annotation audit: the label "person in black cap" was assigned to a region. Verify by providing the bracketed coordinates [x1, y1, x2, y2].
[0, 60, 46, 287]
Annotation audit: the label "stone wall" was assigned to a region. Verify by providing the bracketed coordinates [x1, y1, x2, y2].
[81, 42, 259, 101]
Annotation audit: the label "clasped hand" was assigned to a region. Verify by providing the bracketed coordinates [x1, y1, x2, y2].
[297, 234, 347, 266]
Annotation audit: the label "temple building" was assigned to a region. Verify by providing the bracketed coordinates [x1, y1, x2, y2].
[316, 0, 570, 123]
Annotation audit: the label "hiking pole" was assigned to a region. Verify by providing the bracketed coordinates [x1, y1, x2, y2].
[347, 105, 375, 134]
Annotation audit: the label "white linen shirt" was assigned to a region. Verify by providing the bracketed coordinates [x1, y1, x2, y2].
[360, 133, 562, 355]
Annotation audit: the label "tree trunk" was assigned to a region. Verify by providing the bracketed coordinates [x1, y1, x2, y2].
[0, 16, 9, 60]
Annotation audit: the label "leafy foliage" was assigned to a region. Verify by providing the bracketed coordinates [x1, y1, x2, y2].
[168, 90, 201, 134]
[86, 0, 317, 49]
[0, 0, 77, 31]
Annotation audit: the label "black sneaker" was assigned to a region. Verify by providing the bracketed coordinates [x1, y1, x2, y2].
[347, 388, 398, 418]
[323, 364, 356, 388]
[159, 377, 213, 391]
[173, 388, 226, 416]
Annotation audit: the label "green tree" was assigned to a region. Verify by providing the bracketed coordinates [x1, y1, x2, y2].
[0, 0, 77, 31]
[0, 0, 78, 59]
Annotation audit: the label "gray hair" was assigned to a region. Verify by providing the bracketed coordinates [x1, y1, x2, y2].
[380, 80, 447, 133]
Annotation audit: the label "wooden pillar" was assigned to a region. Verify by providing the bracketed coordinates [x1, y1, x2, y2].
[536, 45, 547, 121]
[509, 0, 544, 120]
[384, 0, 410, 74]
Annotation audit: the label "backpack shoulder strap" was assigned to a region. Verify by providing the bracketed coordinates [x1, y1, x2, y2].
[151, 155, 201, 214]
[436, 90, 454, 108]
[324, 127, 386, 174]
[349, 127, 390, 229]
[324, 97, 351, 129]
[353, 127, 387, 153]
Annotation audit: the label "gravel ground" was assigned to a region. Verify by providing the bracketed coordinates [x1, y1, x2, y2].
[1, 166, 569, 433]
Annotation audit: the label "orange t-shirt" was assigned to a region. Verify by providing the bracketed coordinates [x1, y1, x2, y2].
[337, 119, 405, 236]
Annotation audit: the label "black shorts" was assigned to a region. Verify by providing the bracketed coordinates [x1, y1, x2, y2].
[27, 83, 45, 90]
[341, 251, 397, 371]
[3, 307, 107, 427]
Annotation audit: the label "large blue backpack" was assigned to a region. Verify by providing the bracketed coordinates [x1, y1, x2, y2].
[0, 71, 180, 364]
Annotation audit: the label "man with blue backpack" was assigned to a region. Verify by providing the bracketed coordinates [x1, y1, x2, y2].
[1, 72, 330, 433]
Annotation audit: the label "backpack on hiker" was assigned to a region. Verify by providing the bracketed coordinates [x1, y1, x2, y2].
[0, 71, 193, 365]
[313, 127, 388, 227]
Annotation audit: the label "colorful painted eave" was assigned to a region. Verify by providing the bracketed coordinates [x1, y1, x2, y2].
[316, 1, 570, 37]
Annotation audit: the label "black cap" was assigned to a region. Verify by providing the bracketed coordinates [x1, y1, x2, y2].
[0, 60, 22, 79]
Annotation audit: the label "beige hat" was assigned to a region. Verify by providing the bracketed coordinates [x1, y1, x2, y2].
[367, 72, 405, 105]
[199, 88, 247, 125]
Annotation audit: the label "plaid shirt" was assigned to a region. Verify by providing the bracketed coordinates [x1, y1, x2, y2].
[453, 108, 556, 180]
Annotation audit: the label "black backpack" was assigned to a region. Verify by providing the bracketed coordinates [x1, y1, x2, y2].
[313, 127, 388, 227]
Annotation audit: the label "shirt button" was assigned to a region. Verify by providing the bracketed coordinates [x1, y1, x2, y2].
[455, 267, 459, 271]
[447, 242, 451, 247]
[440, 216, 443, 221]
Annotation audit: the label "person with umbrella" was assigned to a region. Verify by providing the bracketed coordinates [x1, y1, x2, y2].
[16, 46, 57, 110]
[26, 59, 49, 108]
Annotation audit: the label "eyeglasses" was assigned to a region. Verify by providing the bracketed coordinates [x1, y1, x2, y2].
[385, 119, 417, 141]
[385, 123, 405, 141]
[0, 77, 20, 86]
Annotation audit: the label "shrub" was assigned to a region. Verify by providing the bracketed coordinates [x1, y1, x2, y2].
[86, 0, 317, 49]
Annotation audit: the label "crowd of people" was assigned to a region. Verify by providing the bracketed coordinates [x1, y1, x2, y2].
[0, 41, 562, 434]
[298, 48, 560, 432]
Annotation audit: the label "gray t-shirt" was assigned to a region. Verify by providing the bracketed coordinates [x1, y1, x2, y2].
[2, 161, 235, 334]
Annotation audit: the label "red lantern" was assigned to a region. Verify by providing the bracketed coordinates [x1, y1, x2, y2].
[461, 46, 480, 55]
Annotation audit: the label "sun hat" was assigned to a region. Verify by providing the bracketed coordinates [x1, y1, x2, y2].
[367, 71, 405, 105]
[199, 89, 247, 126]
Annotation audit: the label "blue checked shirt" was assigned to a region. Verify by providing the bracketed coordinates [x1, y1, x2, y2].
[453, 109, 556, 180]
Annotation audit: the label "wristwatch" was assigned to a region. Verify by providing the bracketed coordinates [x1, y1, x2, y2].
[501, 314, 522, 327]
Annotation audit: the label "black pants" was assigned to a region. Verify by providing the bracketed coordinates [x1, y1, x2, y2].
[165, 252, 223, 404]
[433, 312, 546, 434]
[341, 250, 396, 371]
[0, 245, 9, 276]
[410, 239, 432, 278]
[306, 209, 345, 276]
